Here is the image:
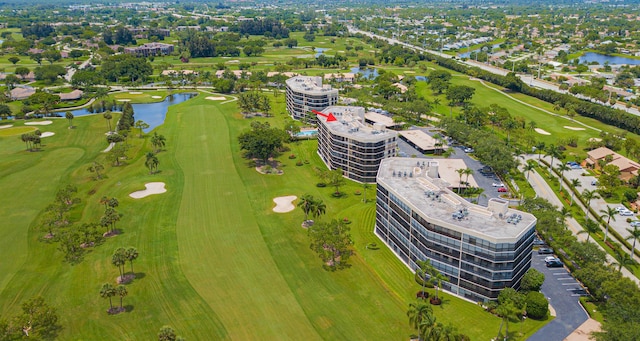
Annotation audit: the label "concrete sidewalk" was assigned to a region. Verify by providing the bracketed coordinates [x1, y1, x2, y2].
[564, 319, 601, 341]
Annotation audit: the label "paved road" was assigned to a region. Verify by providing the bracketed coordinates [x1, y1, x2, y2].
[528, 252, 588, 341]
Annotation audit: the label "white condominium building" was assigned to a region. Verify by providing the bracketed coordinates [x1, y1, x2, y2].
[286, 76, 338, 123]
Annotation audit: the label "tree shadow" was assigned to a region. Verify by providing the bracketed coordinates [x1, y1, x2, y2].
[133, 272, 146, 280]
[124, 305, 134, 313]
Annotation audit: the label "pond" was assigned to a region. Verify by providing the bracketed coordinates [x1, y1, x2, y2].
[457, 43, 502, 58]
[67, 92, 197, 133]
[315, 48, 328, 58]
[578, 52, 640, 65]
[415, 76, 427, 82]
[350, 67, 379, 80]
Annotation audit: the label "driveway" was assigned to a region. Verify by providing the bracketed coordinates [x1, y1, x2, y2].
[528, 252, 589, 341]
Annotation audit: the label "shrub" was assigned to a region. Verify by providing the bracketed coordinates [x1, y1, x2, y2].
[316, 183, 326, 187]
[296, 161, 303, 166]
[520, 268, 545, 292]
[354, 190, 361, 195]
[525, 291, 549, 319]
[289, 154, 296, 159]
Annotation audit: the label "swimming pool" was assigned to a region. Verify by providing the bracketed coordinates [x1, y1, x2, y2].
[296, 129, 318, 137]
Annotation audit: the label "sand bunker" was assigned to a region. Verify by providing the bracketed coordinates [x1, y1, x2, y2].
[535, 128, 551, 135]
[206, 96, 226, 101]
[151, 96, 162, 99]
[226, 59, 240, 63]
[117, 99, 131, 102]
[129, 91, 143, 95]
[40, 132, 55, 138]
[129, 182, 167, 199]
[25, 120, 52, 126]
[0, 124, 12, 129]
[564, 126, 585, 131]
[273, 195, 297, 213]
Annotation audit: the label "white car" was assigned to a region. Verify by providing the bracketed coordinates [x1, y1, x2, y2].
[630, 221, 640, 227]
[615, 206, 628, 212]
[544, 256, 559, 262]
[492, 182, 505, 187]
[619, 210, 635, 216]
[464, 148, 474, 153]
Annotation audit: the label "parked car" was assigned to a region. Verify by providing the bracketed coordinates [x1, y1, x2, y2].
[492, 182, 505, 187]
[619, 210, 635, 216]
[538, 247, 554, 254]
[533, 238, 546, 246]
[497, 187, 508, 192]
[591, 180, 598, 186]
[630, 221, 640, 227]
[615, 206, 628, 212]
[464, 148, 474, 153]
[546, 259, 563, 267]
[545, 256, 559, 263]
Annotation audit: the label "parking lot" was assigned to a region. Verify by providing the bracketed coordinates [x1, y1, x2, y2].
[527, 249, 588, 341]
[397, 127, 503, 205]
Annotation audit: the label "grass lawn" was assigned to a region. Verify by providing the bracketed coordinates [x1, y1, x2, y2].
[0, 88, 547, 339]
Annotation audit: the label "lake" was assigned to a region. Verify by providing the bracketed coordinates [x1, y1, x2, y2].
[68, 93, 197, 132]
[579, 52, 640, 65]
[315, 48, 328, 58]
[458, 43, 502, 58]
[351, 67, 379, 80]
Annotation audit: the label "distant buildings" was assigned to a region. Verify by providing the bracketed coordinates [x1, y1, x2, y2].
[375, 157, 536, 302]
[124, 43, 174, 57]
[585, 146, 640, 181]
[316, 106, 397, 183]
[285, 76, 338, 123]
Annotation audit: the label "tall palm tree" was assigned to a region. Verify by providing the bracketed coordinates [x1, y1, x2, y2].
[415, 259, 433, 295]
[100, 283, 116, 311]
[455, 168, 465, 194]
[65, 111, 74, 128]
[151, 132, 166, 152]
[535, 141, 545, 161]
[297, 194, 315, 221]
[599, 206, 617, 242]
[556, 163, 570, 185]
[311, 199, 326, 220]
[103, 111, 113, 132]
[145, 152, 159, 174]
[362, 183, 370, 203]
[428, 268, 448, 302]
[545, 144, 562, 170]
[115, 285, 128, 311]
[612, 249, 632, 272]
[579, 219, 600, 243]
[112, 248, 126, 278]
[495, 302, 520, 341]
[407, 301, 434, 333]
[559, 207, 572, 230]
[569, 178, 581, 205]
[626, 226, 640, 257]
[523, 162, 535, 180]
[125, 247, 139, 275]
[463, 168, 474, 189]
[582, 189, 600, 217]
[100, 196, 109, 211]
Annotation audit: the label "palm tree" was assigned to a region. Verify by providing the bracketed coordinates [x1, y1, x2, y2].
[115, 285, 127, 311]
[612, 249, 632, 272]
[504, 119, 518, 145]
[145, 152, 159, 174]
[545, 144, 562, 170]
[112, 248, 126, 279]
[125, 247, 139, 275]
[103, 111, 113, 132]
[569, 178, 581, 205]
[407, 301, 434, 333]
[455, 168, 465, 194]
[463, 168, 474, 189]
[495, 302, 520, 341]
[100, 283, 116, 312]
[579, 219, 600, 243]
[556, 163, 570, 188]
[559, 207, 571, 230]
[599, 206, 617, 242]
[151, 132, 166, 152]
[626, 226, 640, 257]
[65, 111, 74, 128]
[582, 189, 600, 217]
[535, 141, 545, 161]
[297, 194, 315, 221]
[311, 199, 326, 220]
[99, 196, 109, 211]
[523, 162, 535, 180]
[135, 120, 149, 138]
[415, 259, 433, 295]
[428, 268, 448, 302]
[362, 183, 370, 203]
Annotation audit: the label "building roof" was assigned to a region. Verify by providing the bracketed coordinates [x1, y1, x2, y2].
[286, 76, 337, 96]
[319, 106, 397, 143]
[587, 146, 618, 161]
[57, 89, 83, 100]
[398, 130, 447, 151]
[608, 157, 640, 173]
[377, 157, 536, 242]
[10, 87, 35, 100]
[364, 111, 399, 127]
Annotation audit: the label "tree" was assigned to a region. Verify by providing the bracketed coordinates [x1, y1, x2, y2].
[556, 163, 570, 187]
[328, 169, 346, 196]
[520, 268, 545, 292]
[11, 296, 61, 339]
[428, 268, 448, 303]
[297, 194, 315, 221]
[415, 259, 434, 295]
[495, 301, 520, 341]
[600, 206, 617, 242]
[569, 178, 581, 205]
[100, 283, 116, 312]
[579, 219, 600, 242]
[135, 120, 149, 137]
[525, 291, 549, 319]
[112, 247, 126, 279]
[88, 161, 105, 180]
[308, 219, 354, 270]
[8, 56, 19, 65]
[455, 168, 465, 194]
[158, 325, 180, 341]
[103, 111, 113, 132]
[362, 183, 370, 203]
[407, 301, 435, 335]
[145, 152, 159, 174]
[612, 249, 632, 272]
[311, 199, 326, 220]
[151, 132, 166, 152]
[445, 85, 475, 107]
[15, 66, 30, 80]
[626, 226, 640, 257]
[125, 247, 139, 275]
[523, 162, 535, 180]
[238, 121, 288, 165]
[582, 189, 600, 217]
[115, 285, 128, 311]
[545, 144, 563, 170]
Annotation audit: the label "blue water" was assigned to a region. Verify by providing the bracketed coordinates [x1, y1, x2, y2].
[315, 47, 328, 58]
[68, 93, 197, 132]
[458, 43, 502, 58]
[578, 52, 640, 65]
[296, 129, 317, 137]
[351, 67, 379, 80]
[415, 76, 427, 82]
